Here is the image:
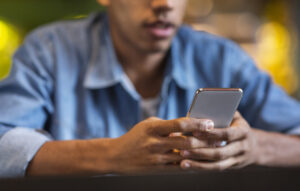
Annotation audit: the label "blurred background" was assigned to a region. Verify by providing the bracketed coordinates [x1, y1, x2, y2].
[0, 0, 300, 99]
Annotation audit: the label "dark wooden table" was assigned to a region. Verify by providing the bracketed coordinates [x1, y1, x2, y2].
[1, 166, 300, 191]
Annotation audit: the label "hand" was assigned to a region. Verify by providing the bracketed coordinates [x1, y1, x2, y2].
[180, 112, 258, 171]
[26, 117, 214, 176]
[108, 117, 215, 174]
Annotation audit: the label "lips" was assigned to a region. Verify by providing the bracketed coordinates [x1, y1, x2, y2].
[144, 20, 176, 39]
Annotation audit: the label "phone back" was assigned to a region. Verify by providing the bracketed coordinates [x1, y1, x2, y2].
[187, 89, 243, 128]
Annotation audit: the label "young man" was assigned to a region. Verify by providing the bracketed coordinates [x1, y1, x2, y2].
[1, 0, 300, 178]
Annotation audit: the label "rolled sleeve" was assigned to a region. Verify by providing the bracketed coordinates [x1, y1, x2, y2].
[0, 127, 50, 178]
[287, 127, 300, 135]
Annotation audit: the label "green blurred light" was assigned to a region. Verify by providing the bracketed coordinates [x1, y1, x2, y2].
[72, 14, 88, 19]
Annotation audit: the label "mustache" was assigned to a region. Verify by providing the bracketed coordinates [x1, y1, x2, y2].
[143, 20, 176, 28]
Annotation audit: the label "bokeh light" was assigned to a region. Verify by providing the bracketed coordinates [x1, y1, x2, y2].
[256, 22, 298, 94]
[0, 19, 22, 79]
[186, 0, 299, 96]
[186, 0, 214, 18]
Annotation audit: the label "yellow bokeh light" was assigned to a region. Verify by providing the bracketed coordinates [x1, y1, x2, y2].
[0, 21, 10, 51]
[256, 22, 298, 94]
[0, 19, 22, 79]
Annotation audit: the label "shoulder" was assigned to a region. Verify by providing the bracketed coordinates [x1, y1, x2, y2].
[23, 12, 107, 51]
[176, 25, 247, 59]
[173, 25, 256, 87]
[12, 13, 108, 83]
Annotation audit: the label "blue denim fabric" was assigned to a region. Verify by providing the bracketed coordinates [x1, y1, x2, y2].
[0, 13, 300, 177]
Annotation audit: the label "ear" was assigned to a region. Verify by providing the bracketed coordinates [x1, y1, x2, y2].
[97, 0, 110, 6]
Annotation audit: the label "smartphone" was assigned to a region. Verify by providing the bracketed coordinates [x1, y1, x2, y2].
[187, 88, 243, 128]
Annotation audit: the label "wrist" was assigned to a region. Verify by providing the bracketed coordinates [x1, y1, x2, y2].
[252, 129, 280, 166]
[79, 138, 117, 175]
[26, 138, 117, 176]
[252, 129, 300, 167]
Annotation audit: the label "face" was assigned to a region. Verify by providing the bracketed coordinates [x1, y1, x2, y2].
[98, 0, 188, 53]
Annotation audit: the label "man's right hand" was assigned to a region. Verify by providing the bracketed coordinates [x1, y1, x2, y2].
[27, 117, 214, 176]
[108, 117, 214, 174]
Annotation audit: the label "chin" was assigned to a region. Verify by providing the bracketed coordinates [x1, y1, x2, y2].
[142, 41, 172, 53]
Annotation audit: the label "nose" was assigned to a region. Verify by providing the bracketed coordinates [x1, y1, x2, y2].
[151, 0, 174, 13]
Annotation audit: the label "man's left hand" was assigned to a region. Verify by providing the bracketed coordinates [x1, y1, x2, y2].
[180, 112, 258, 171]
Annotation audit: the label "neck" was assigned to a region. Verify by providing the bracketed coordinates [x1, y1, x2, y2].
[117, 44, 168, 99]
[117, 48, 167, 79]
[110, 26, 170, 99]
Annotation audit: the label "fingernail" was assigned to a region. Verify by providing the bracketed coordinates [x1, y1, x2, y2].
[219, 141, 227, 147]
[205, 120, 214, 130]
[183, 162, 190, 168]
[214, 140, 227, 147]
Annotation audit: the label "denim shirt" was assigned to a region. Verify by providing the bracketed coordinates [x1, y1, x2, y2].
[0, 13, 300, 177]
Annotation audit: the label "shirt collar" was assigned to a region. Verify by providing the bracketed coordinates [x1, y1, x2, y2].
[83, 14, 196, 91]
[166, 32, 197, 90]
[83, 14, 123, 89]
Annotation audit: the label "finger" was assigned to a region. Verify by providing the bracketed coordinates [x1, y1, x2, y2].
[180, 140, 246, 161]
[231, 113, 248, 127]
[198, 125, 249, 142]
[146, 117, 162, 121]
[192, 131, 228, 147]
[169, 132, 183, 137]
[161, 136, 212, 151]
[180, 155, 245, 171]
[233, 111, 241, 119]
[230, 156, 251, 169]
[194, 112, 250, 142]
[152, 153, 184, 165]
[149, 118, 214, 136]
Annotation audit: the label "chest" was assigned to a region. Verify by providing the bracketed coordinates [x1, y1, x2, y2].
[47, 83, 194, 140]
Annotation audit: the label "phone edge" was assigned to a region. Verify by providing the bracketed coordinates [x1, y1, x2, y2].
[186, 88, 243, 118]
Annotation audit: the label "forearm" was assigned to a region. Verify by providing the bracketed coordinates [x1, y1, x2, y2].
[26, 138, 115, 176]
[254, 129, 300, 167]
